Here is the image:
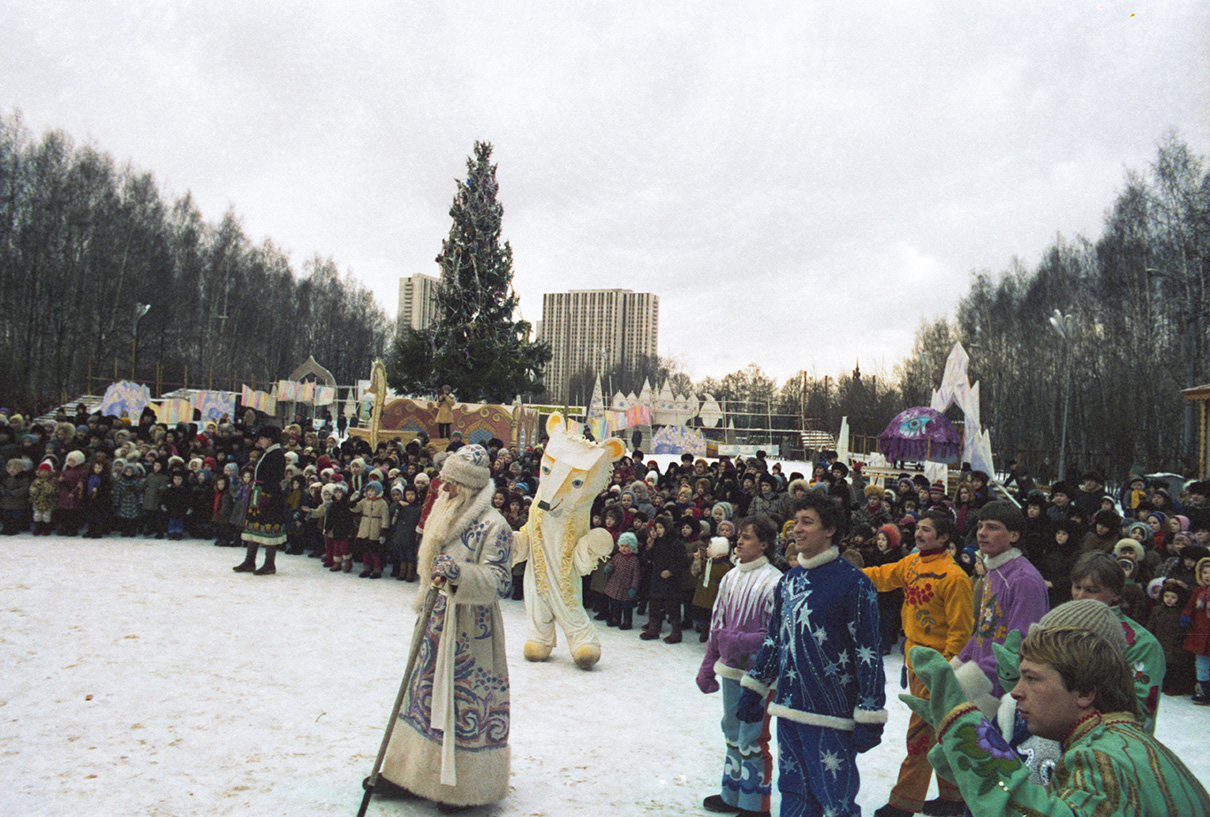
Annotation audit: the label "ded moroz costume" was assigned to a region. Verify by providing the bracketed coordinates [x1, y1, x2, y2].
[378, 444, 514, 808]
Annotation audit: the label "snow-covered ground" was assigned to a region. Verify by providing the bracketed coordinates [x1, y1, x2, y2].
[2, 534, 1207, 817]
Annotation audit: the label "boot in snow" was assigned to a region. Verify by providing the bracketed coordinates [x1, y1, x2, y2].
[233, 542, 259, 572]
[253, 546, 277, 575]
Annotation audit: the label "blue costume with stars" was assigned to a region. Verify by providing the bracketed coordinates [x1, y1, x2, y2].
[743, 547, 886, 817]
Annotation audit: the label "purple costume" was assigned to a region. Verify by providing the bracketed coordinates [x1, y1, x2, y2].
[958, 548, 1049, 696]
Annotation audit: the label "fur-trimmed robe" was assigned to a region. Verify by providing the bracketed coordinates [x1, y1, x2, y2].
[380, 481, 513, 806]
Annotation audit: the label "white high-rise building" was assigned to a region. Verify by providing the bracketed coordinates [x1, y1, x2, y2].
[539, 289, 659, 404]
[396, 274, 439, 336]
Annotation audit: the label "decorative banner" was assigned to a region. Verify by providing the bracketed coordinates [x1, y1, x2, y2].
[99, 380, 151, 420]
[650, 425, 707, 456]
[275, 380, 300, 402]
[154, 398, 193, 425]
[314, 385, 336, 406]
[192, 390, 235, 423]
[300, 382, 316, 404]
[241, 385, 277, 415]
[588, 418, 608, 441]
[625, 404, 651, 428]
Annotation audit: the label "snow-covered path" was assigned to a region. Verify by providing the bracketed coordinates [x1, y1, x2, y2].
[2, 534, 1206, 816]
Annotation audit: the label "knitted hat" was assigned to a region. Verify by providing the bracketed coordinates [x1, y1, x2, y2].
[37, 460, 53, 472]
[439, 444, 491, 490]
[716, 519, 735, 538]
[65, 450, 85, 468]
[931, 480, 946, 493]
[1177, 514, 1191, 531]
[618, 532, 638, 550]
[365, 480, 383, 496]
[978, 500, 1025, 533]
[711, 501, 733, 520]
[1031, 599, 1127, 655]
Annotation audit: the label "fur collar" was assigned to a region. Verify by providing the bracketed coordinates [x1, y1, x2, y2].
[737, 555, 770, 572]
[984, 547, 1023, 572]
[797, 546, 839, 570]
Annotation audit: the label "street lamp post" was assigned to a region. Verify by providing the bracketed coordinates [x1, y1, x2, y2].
[131, 303, 151, 379]
[1048, 310, 1076, 482]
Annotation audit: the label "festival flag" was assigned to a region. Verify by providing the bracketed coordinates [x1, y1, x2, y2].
[314, 385, 336, 406]
[192, 390, 236, 423]
[154, 398, 193, 425]
[241, 385, 277, 414]
[99, 380, 151, 420]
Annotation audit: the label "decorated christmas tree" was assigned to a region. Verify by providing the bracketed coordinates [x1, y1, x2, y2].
[390, 141, 549, 403]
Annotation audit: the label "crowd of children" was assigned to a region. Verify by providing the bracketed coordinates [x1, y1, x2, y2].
[3, 410, 1209, 687]
[6, 405, 1210, 814]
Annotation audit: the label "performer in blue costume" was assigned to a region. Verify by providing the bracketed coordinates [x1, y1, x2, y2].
[740, 492, 887, 817]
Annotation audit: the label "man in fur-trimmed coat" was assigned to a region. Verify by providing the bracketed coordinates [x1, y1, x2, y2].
[377, 444, 514, 809]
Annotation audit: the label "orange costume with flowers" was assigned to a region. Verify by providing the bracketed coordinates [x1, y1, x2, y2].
[864, 549, 974, 813]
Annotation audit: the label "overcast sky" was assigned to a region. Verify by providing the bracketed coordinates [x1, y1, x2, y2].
[4, 2, 1207, 386]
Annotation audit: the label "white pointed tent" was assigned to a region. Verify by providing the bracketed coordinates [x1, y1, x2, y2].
[699, 393, 723, 429]
[929, 342, 996, 479]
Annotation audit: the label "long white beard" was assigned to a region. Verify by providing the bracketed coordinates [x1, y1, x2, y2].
[415, 489, 475, 587]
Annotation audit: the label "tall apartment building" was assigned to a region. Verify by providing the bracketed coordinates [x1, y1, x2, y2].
[396, 273, 440, 336]
[539, 289, 659, 403]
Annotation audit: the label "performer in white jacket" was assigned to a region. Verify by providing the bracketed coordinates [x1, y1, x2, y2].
[696, 516, 784, 816]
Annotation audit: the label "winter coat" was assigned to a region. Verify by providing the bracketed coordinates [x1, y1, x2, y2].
[323, 497, 357, 540]
[113, 475, 144, 520]
[854, 501, 893, 532]
[161, 483, 192, 518]
[57, 465, 85, 510]
[29, 473, 58, 514]
[212, 484, 235, 525]
[244, 444, 286, 545]
[603, 551, 642, 601]
[691, 555, 732, 611]
[1146, 604, 1189, 665]
[0, 472, 30, 511]
[82, 471, 113, 515]
[141, 471, 169, 511]
[354, 495, 391, 541]
[1181, 585, 1210, 656]
[230, 483, 250, 528]
[389, 500, 423, 561]
[646, 534, 689, 600]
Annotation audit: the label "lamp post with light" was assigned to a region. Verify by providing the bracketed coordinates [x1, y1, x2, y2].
[1048, 309, 1076, 482]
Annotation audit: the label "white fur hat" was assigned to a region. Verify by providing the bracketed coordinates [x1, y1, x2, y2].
[440, 444, 491, 490]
